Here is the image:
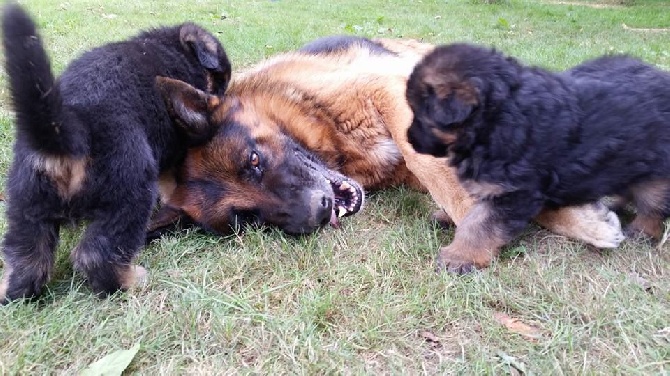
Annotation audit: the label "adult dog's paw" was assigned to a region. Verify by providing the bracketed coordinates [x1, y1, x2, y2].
[536, 202, 625, 248]
[576, 202, 625, 248]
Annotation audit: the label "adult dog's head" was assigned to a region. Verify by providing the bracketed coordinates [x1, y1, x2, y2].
[406, 43, 521, 158]
[153, 77, 364, 236]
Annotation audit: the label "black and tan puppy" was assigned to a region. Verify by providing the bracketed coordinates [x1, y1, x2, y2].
[406, 43, 670, 273]
[0, 4, 231, 302]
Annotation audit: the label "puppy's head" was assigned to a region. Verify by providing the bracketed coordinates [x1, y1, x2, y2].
[406, 43, 519, 157]
[179, 23, 232, 95]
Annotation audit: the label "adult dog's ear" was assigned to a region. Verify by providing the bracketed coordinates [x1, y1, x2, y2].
[179, 23, 232, 95]
[156, 76, 221, 145]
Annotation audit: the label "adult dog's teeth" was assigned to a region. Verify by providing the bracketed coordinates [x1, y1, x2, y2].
[340, 181, 351, 191]
[337, 206, 347, 218]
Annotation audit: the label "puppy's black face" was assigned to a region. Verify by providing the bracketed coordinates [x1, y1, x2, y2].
[406, 43, 518, 158]
[406, 44, 484, 157]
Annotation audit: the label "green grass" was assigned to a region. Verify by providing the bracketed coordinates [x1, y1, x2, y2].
[1, 0, 669, 374]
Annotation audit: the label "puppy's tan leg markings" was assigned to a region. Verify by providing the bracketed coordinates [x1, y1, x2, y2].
[436, 202, 508, 273]
[71, 245, 147, 291]
[431, 128, 458, 145]
[463, 180, 515, 200]
[148, 205, 184, 233]
[625, 179, 670, 240]
[534, 202, 625, 248]
[626, 214, 664, 240]
[117, 264, 148, 290]
[0, 263, 13, 302]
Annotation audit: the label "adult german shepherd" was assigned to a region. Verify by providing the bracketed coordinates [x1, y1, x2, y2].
[151, 36, 625, 271]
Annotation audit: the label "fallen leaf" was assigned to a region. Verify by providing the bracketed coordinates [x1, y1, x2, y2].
[493, 312, 545, 341]
[81, 342, 140, 376]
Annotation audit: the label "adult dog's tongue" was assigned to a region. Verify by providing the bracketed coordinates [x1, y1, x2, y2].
[326, 178, 364, 229]
[329, 210, 341, 229]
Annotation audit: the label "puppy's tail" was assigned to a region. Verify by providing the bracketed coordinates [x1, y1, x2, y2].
[2, 4, 88, 156]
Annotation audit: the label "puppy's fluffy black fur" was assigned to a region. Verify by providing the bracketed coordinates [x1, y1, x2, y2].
[407, 43, 670, 258]
[0, 4, 231, 302]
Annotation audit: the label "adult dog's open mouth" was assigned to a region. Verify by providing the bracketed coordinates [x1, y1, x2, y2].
[326, 176, 364, 228]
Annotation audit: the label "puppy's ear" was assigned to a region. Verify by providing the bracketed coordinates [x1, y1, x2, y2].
[155, 76, 220, 145]
[179, 24, 232, 95]
[435, 94, 474, 128]
[180, 24, 223, 70]
[424, 85, 476, 130]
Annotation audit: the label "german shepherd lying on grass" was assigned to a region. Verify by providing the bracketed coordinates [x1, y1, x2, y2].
[149, 35, 625, 269]
[406, 43, 670, 272]
[0, 4, 230, 302]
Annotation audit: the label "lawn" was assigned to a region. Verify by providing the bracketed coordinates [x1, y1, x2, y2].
[0, 0, 669, 374]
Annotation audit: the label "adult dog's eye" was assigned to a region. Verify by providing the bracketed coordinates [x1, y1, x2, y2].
[249, 151, 260, 168]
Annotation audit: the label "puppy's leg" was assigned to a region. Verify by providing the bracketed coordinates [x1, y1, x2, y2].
[437, 191, 543, 273]
[624, 180, 670, 240]
[534, 202, 625, 248]
[436, 202, 508, 274]
[1, 219, 60, 303]
[71, 190, 152, 297]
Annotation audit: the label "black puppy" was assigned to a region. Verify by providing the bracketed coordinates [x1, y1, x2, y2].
[406, 43, 670, 272]
[0, 4, 231, 302]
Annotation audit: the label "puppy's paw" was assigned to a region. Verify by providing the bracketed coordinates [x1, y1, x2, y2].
[0, 277, 7, 305]
[435, 245, 489, 274]
[132, 265, 149, 286]
[120, 265, 149, 290]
